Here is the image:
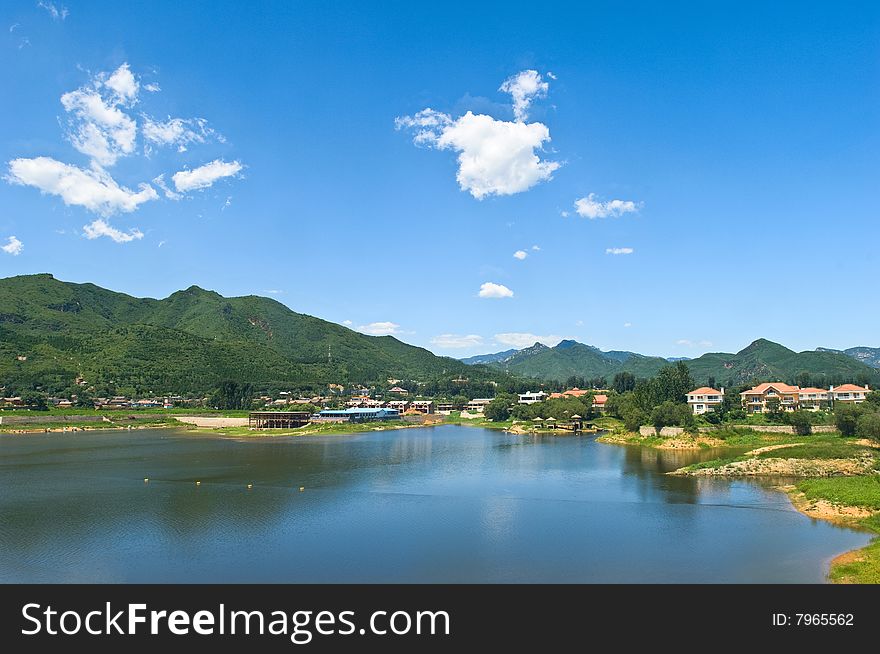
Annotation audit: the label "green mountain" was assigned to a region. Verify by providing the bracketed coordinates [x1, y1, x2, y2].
[0, 274, 490, 395]
[459, 348, 519, 365]
[469, 338, 880, 386]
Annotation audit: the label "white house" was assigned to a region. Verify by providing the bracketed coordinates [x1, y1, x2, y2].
[829, 384, 871, 405]
[518, 391, 547, 405]
[686, 387, 724, 415]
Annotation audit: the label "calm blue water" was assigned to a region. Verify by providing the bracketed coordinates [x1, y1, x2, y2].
[0, 426, 871, 583]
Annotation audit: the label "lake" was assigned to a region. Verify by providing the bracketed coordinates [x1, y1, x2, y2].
[0, 425, 871, 583]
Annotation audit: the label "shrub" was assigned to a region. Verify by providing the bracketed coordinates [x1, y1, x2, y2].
[786, 410, 813, 436]
[857, 412, 880, 442]
[835, 404, 862, 437]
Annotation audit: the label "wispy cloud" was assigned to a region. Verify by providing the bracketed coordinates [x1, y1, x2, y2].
[574, 193, 641, 219]
[38, 1, 68, 21]
[676, 339, 713, 348]
[478, 282, 514, 299]
[494, 332, 562, 348]
[1, 236, 23, 256]
[624, 322, 632, 328]
[513, 250, 527, 260]
[606, 247, 634, 255]
[172, 159, 242, 192]
[430, 334, 484, 349]
[531, 244, 540, 251]
[142, 116, 220, 153]
[82, 219, 144, 243]
[499, 69, 549, 122]
[395, 71, 559, 199]
[262, 289, 283, 295]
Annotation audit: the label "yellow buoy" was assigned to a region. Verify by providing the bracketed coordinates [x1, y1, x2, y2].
[247, 483, 253, 489]
[195, 480, 201, 486]
[299, 486, 305, 492]
[143, 477, 149, 483]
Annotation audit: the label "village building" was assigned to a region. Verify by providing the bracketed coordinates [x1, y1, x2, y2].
[518, 391, 548, 405]
[797, 387, 830, 411]
[592, 394, 608, 413]
[686, 387, 725, 415]
[388, 386, 409, 395]
[318, 407, 400, 422]
[829, 384, 871, 405]
[410, 400, 435, 414]
[387, 400, 410, 413]
[466, 398, 493, 412]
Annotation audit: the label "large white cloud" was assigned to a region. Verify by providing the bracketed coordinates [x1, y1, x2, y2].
[499, 70, 548, 122]
[494, 333, 563, 348]
[478, 282, 514, 298]
[513, 250, 527, 260]
[574, 193, 640, 219]
[395, 71, 559, 199]
[82, 219, 144, 243]
[7, 157, 157, 215]
[2, 236, 23, 256]
[172, 159, 242, 192]
[60, 64, 139, 167]
[430, 334, 484, 349]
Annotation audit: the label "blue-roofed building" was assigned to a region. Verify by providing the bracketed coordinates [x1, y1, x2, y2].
[317, 407, 401, 422]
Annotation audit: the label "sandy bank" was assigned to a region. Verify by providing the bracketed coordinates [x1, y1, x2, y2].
[671, 454, 876, 477]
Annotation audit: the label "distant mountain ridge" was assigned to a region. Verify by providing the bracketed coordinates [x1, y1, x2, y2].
[817, 346, 880, 369]
[464, 338, 880, 385]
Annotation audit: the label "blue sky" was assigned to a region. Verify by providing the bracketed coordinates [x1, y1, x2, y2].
[1, 1, 878, 359]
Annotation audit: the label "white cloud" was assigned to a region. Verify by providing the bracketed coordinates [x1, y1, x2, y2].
[143, 83, 161, 93]
[574, 193, 641, 219]
[494, 333, 562, 348]
[7, 157, 158, 216]
[221, 196, 232, 210]
[342, 320, 353, 326]
[397, 109, 559, 199]
[38, 1, 68, 21]
[478, 282, 513, 299]
[60, 64, 139, 167]
[82, 219, 143, 243]
[157, 240, 166, 248]
[262, 289, 283, 295]
[395, 72, 559, 199]
[623, 322, 632, 328]
[171, 159, 242, 192]
[152, 174, 180, 200]
[2, 236, 23, 256]
[430, 334, 484, 349]
[606, 247, 634, 255]
[531, 244, 540, 251]
[499, 70, 549, 122]
[358, 321, 402, 336]
[513, 250, 527, 260]
[142, 116, 218, 152]
[104, 63, 139, 103]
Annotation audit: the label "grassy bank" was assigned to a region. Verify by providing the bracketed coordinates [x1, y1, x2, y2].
[783, 478, 880, 583]
[0, 416, 182, 433]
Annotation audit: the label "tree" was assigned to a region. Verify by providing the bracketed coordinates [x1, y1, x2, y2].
[834, 404, 862, 437]
[787, 410, 813, 436]
[74, 390, 95, 409]
[764, 397, 785, 423]
[654, 362, 695, 405]
[484, 397, 511, 422]
[621, 407, 646, 433]
[650, 401, 693, 434]
[612, 372, 636, 394]
[211, 380, 254, 410]
[856, 412, 880, 441]
[21, 391, 48, 411]
[707, 376, 716, 390]
[451, 394, 469, 408]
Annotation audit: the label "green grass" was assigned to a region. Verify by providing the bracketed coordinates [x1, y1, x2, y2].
[797, 476, 880, 511]
[757, 443, 871, 460]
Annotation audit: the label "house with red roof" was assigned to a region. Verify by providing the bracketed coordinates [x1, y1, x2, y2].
[739, 383, 800, 413]
[686, 387, 724, 414]
[797, 387, 830, 411]
[829, 384, 871, 405]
